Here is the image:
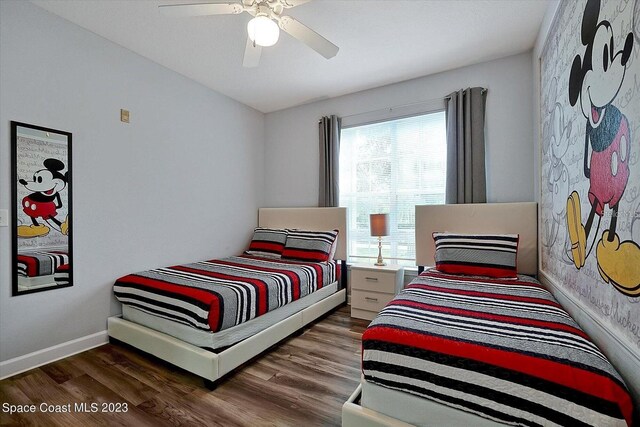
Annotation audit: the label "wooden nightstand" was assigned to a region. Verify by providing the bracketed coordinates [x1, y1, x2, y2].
[350, 264, 404, 320]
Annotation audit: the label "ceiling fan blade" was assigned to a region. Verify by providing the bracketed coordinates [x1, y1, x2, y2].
[277, 15, 338, 59]
[243, 37, 262, 68]
[280, 0, 312, 8]
[159, 2, 244, 17]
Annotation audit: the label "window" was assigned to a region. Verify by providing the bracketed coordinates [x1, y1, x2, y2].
[339, 111, 447, 266]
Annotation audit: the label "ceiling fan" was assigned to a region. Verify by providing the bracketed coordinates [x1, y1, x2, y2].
[159, 0, 339, 67]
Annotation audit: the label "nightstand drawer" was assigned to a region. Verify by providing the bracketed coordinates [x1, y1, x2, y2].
[351, 268, 398, 293]
[351, 289, 395, 313]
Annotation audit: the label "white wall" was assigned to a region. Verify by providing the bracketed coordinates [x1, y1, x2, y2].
[263, 52, 534, 207]
[0, 0, 265, 362]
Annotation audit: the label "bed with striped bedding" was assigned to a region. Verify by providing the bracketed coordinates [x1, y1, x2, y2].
[17, 250, 68, 277]
[54, 263, 70, 286]
[114, 255, 338, 333]
[362, 269, 635, 426]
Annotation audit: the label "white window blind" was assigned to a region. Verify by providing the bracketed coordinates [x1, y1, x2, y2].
[339, 111, 447, 266]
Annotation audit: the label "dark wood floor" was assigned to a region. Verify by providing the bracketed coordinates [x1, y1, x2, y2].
[0, 306, 369, 426]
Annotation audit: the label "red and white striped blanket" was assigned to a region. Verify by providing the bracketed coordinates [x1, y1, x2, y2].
[362, 269, 635, 426]
[17, 250, 68, 277]
[114, 255, 338, 333]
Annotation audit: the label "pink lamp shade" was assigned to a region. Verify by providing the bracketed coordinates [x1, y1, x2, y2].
[370, 213, 389, 237]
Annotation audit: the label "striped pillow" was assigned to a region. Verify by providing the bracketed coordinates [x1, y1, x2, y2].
[282, 229, 339, 263]
[245, 227, 288, 258]
[433, 232, 519, 278]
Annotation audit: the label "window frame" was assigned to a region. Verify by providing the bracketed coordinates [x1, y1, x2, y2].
[339, 100, 447, 265]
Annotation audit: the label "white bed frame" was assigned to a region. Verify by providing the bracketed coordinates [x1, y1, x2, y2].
[18, 274, 57, 290]
[108, 207, 347, 389]
[343, 202, 538, 427]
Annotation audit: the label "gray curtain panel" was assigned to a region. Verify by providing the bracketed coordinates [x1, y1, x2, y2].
[445, 87, 487, 204]
[318, 115, 341, 207]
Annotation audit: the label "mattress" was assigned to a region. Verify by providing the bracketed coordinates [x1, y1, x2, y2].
[123, 282, 338, 349]
[114, 255, 338, 333]
[17, 250, 68, 277]
[362, 269, 634, 426]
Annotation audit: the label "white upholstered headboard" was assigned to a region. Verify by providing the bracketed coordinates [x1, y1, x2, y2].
[258, 207, 347, 261]
[415, 203, 538, 276]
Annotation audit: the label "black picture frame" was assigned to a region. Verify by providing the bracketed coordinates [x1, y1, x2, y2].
[11, 121, 73, 296]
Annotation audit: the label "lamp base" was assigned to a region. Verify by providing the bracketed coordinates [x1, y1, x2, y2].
[375, 237, 386, 266]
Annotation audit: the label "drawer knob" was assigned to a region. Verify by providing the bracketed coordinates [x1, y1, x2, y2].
[365, 277, 379, 282]
[365, 297, 379, 302]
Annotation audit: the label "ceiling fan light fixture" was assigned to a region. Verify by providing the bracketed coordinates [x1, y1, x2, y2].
[247, 15, 280, 47]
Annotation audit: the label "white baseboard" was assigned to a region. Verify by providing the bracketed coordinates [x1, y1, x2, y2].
[539, 270, 640, 406]
[0, 330, 108, 380]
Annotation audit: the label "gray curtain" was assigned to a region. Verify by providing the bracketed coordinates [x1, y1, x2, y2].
[445, 87, 487, 204]
[319, 115, 341, 207]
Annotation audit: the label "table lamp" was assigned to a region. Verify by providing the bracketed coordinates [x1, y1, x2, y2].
[370, 213, 389, 266]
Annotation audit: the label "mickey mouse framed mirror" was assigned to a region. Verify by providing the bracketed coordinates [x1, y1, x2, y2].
[11, 121, 72, 296]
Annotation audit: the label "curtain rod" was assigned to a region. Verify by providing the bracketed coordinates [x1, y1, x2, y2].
[443, 87, 488, 100]
[340, 98, 442, 121]
[320, 88, 488, 123]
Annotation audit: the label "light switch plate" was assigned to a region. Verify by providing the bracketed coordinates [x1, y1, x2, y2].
[120, 109, 130, 123]
[0, 209, 8, 227]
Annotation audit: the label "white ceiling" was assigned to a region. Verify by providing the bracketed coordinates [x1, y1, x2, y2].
[31, 0, 551, 113]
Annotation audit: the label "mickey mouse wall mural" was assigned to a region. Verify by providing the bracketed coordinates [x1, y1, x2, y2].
[18, 158, 69, 238]
[566, 0, 639, 297]
[542, 77, 572, 259]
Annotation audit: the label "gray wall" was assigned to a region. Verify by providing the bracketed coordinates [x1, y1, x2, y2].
[263, 52, 534, 207]
[0, 1, 265, 362]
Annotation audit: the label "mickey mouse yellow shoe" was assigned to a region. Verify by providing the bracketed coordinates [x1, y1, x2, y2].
[566, 192, 587, 268]
[17, 224, 50, 238]
[60, 216, 69, 235]
[596, 231, 640, 297]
